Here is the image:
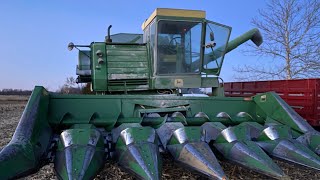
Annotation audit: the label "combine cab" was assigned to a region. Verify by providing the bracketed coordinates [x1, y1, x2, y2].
[0, 8, 319, 180]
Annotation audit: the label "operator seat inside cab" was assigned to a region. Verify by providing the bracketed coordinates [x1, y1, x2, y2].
[157, 20, 202, 74]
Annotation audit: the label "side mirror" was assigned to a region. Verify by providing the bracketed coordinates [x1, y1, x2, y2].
[210, 32, 215, 41]
[68, 42, 75, 51]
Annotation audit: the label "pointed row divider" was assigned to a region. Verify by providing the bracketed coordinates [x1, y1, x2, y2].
[54, 124, 105, 180]
[110, 111, 320, 179]
[296, 131, 320, 156]
[156, 122, 227, 180]
[256, 125, 320, 170]
[201, 122, 288, 179]
[112, 123, 161, 180]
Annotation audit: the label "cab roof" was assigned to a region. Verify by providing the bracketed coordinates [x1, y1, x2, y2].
[141, 8, 206, 30]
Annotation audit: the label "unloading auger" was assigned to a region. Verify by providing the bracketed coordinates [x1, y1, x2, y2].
[0, 8, 319, 180]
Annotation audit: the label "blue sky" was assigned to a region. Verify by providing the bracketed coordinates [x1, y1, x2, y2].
[0, 0, 266, 90]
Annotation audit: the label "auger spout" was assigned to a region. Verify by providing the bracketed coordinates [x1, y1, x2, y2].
[200, 28, 263, 73]
[225, 28, 262, 54]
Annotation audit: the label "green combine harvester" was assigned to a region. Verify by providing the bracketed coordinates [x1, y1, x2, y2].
[0, 8, 319, 180]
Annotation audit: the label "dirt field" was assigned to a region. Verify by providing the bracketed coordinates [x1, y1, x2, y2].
[0, 95, 319, 180]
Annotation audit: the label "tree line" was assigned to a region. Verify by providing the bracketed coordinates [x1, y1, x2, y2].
[0, 89, 32, 95]
[0, 77, 91, 95]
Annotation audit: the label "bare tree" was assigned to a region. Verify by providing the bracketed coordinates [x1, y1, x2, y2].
[65, 77, 77, 87]
[235, 0, 320, 80]
[58, 77, 83, 94]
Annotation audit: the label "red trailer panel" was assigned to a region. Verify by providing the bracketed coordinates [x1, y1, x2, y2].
[224, 79, 320, 126]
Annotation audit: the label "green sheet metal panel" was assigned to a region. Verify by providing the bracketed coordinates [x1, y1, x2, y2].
[0, 86, 52, 179]
[47, 95, 122, 130]
[47, 93, 257, 129]
[153, 76, 202, 89]
[106, 44, 150, 91]
[107, 61, 148, 68]
[91, 43, 107, 91]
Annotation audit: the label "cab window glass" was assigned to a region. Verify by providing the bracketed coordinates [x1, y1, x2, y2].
[157, 20, 202, 74]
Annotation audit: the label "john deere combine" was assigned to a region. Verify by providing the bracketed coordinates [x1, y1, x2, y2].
[0, 8, 319, 180]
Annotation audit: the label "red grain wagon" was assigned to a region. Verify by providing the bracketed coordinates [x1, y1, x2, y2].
[224, 79, 320, 126]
